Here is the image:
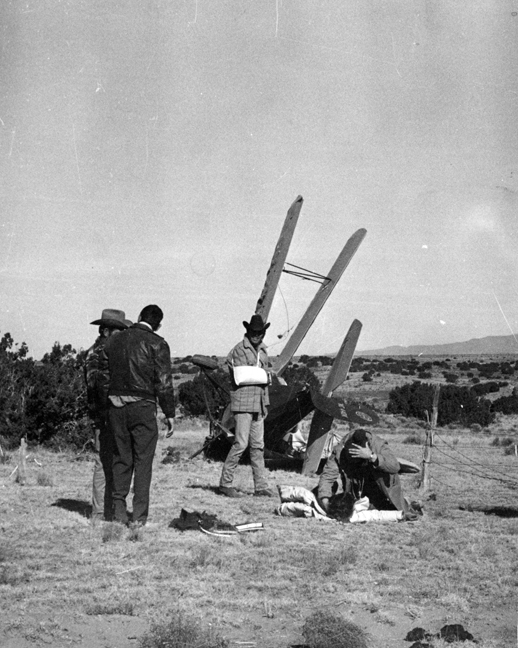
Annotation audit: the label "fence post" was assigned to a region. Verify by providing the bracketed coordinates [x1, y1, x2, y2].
[420, 384, 440, 495]
[18, 438, 27, 485]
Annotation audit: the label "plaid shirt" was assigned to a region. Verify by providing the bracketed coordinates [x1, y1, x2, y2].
[84, 336, 109, 424]
[227, 336, 269, 416]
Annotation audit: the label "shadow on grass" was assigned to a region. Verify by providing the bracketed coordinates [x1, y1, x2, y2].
[460, 505, 518, 518]
[51, 498, 91, 518]
[186, 484, 220, 494]
[265, 457, 304, 472]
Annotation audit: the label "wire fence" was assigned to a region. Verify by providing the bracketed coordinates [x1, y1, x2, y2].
[423, 429, 518, 489]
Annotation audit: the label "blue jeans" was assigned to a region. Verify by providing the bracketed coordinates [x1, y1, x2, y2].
[220, 412, 269, 491]
[91, 418, 114, 520]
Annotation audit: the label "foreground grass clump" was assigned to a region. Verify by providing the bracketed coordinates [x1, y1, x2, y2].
[86, 601, 135, 616]
[139, 610, 228, 648]
[101, 522, 125, 543]
[302, 611, 370, 648]
[36, 471, 54, 486]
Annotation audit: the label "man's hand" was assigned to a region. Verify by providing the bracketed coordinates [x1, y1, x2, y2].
[320, 497, 330, 513]
[349, 442, 376, 462]
[165, 417, 175, 438]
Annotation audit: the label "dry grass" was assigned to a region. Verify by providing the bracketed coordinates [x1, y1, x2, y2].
[0, 412, 516, 647]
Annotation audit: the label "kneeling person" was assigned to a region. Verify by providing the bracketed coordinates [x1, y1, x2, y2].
[318, 428, 410, 517]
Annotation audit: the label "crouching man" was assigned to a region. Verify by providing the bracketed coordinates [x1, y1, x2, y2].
[318, 428, 413, 518]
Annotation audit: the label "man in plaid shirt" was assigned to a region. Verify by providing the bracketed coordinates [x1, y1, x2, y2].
[218, 315, 275, 498]
[85, 309, 128, 521]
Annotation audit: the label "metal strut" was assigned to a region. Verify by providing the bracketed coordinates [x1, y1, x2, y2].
[282, 262, 331, 285]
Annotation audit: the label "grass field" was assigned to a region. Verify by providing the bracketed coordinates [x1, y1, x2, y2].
[1, 406, 517, 648]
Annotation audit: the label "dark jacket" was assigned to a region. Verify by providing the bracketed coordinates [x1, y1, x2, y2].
[103, 323, 176, 418]
[318, 431, 408, 512]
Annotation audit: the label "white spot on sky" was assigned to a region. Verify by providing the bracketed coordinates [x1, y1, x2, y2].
[422, 244, 428, 249]
[190, 252, 216, 277]
[439, 320, 446, 325]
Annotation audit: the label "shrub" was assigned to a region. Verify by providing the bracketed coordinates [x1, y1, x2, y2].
[178, 368, 231, 418]
[402, 433, 421, 445]
[492, 389, 518, 415]
[443, 372, 458, 383]
[0, 334, 89, 449]
[471, 381, 501, 396]
[387, 382, 494, 427]
[282, 363, 320, 391]
[302, 611, 369, 648]
[139, 610, 228, 648]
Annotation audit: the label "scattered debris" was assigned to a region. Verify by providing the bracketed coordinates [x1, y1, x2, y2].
[162, 446, 181, 464]
[405, 623, 475, 645]
[170, 508, 264, 537]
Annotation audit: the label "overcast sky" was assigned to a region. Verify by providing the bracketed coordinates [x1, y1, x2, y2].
[1, 1, 518, 359]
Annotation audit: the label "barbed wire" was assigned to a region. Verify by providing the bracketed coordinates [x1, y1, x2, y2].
[434, 430, 518, 481]
[430, 444, 518, 486]
[426, 443, 511, 450]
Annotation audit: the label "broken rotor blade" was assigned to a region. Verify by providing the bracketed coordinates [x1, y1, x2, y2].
[255, 195, 304, 322]
[273, 228, 366, 377]
[302, 319, 363, 476]
[301, 409, 334, 476]
[322, 319, 362, 396]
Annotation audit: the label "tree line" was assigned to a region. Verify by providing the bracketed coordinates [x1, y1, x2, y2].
[1, 334, 517, 451]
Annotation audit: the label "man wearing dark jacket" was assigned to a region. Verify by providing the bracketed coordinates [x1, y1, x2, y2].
[103, 304, 175, 526]
[318, 428, 410, 515]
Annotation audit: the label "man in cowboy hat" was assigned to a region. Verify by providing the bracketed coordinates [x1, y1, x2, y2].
[103, 304, 176, 526]
[85, 309, 128, 521]
[218, 314, 275, 498]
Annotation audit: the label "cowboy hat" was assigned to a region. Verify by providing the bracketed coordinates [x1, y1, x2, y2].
[90, 309, 128, 330]
[243, 314, 270, 333]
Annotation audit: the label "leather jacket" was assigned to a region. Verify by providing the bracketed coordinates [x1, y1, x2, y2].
[103, 323, 176, 417]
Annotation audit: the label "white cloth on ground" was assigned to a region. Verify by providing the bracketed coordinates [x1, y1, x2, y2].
[275, 485, 330, 520]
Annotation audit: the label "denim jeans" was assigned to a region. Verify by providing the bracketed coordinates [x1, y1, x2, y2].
[220, 412, 268, 491]
[91, 419, 114, 520]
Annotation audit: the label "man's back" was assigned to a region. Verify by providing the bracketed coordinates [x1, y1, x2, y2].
[105, 323, 175, 417]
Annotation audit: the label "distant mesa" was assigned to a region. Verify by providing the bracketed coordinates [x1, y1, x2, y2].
[358, 334, 518, 357]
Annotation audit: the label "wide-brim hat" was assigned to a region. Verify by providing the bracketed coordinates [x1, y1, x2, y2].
[90, 309, 128, 330]
[243, 314, 270, 333]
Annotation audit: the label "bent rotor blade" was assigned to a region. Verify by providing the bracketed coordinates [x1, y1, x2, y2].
[301, 409, 334, 476]
[302, 319, 362, 476]
[322, 319, 362, 396]
[255, 195, 304, 322]
[273, 228, 366, 377]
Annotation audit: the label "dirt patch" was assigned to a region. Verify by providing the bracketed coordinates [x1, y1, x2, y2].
[1, 603, 513, 647]
[0, 613, 148, 648]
